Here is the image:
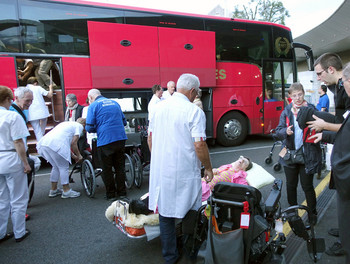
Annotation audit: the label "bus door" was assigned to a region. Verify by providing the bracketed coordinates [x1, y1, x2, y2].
[262, 60, 286, 134]
[0, 56, 18, 89]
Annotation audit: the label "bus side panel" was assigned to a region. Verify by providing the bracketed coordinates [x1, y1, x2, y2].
[62, 57, 92, 105]
[88, 21, 160, 89]
[158, 27, 216, 87]
[213, 62, 263, 137]
[0, 56, 18, 89]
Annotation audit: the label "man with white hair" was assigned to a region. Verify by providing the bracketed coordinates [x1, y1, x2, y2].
[148, 73, 213, 263]
[9, 87, 33, 128]
[86, 89, 128, 201]
[162, 81, 176, 99]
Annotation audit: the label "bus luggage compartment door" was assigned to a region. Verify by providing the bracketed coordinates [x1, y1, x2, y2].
[158, 27, 216, 87]
[88, 21, 160, 89]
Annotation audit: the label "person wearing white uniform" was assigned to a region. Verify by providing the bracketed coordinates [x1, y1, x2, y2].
[0, 86, 32, 243]
[162, 81, 175, 99]
[37, 119, 85, 198]
[148, 74, 213, 263]
[147, 84, 163, 121]
[27, 77, 53, 141]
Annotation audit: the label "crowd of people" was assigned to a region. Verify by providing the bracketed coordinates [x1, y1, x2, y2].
[1, 52, 349, 263]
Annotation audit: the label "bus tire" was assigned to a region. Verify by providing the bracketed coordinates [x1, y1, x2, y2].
[216, 112, 248, 146]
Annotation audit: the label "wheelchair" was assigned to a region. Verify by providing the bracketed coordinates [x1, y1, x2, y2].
[69, 137, 136, 198]
[202, 180, 325, 263]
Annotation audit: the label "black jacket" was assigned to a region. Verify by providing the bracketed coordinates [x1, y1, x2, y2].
[275, 103, 322, 174]
[323, 114, 350, 200]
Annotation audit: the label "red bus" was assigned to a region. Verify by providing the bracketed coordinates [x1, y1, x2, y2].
[0, 0, 313, 146]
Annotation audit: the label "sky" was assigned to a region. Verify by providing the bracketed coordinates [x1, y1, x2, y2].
[82, 0, 345, 37]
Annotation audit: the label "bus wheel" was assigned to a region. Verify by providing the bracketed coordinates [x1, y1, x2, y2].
[217, 112, 247, 146]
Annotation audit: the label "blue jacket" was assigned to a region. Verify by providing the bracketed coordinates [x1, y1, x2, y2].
[86, 96, 127, 147]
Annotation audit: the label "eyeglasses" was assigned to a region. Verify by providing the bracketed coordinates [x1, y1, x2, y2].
[316, 70, 325, 76]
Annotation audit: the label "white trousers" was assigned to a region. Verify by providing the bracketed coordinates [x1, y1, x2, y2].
[0, 170, 28, 239]
[30, 118, 47, 141]
[40, 146, 69, 185]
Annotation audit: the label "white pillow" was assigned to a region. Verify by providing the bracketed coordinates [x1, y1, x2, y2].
[244, 162, 275, 189]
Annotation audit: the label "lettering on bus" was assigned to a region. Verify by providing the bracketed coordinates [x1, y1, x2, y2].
[216, 69, 226, 80]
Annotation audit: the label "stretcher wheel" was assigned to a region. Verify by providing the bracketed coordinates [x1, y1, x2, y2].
[132, 153, 143, 188]
[125, 153, 135, 189]
[80, 159, 96, 197]
[273, 163, 282, 172]
[265, 156, 273, 164]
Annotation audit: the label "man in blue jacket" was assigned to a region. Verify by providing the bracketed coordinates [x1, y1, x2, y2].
[86, 89, 127, 200]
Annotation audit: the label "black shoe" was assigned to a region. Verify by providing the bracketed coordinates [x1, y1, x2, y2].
[325, 241, 346, 256]
[15, 229, 31, 243]
[328, 228, 339, 237]
[0, 232, 14, 244]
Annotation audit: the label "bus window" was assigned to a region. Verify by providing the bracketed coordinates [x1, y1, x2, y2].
[125, 11, 204, 30]
[0, 0, 21, 53]
[205, 20, 271, 65]
[18, 0, 124, 55]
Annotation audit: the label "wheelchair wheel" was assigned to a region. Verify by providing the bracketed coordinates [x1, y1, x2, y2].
[132, 153, 143, 188]
[265, 156, 272, 164]
[273, 162, 282, 172]
[80, 159, 96, 197]
[125, 153, 135, 189]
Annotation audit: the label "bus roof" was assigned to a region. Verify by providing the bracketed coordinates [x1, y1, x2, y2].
[49, 0, 291, 31]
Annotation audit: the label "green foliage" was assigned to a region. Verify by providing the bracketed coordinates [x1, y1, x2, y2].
[232, 0, 290, 25]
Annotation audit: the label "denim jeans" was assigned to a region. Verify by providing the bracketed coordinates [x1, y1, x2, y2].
[159, 215, 179, 264]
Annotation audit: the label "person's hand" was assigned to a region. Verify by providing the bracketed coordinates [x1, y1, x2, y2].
[286, 125, 294, 136]
[307, 115, 326, 132]
[203, 168, 214, 183]
[24, 163, 32, 174]
[212, 168, 218, 175]
[308, 133, 323, 143]
[74, 154, 83, 163]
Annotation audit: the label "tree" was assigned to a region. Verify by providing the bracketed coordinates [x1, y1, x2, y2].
[232, 0, 290, 25]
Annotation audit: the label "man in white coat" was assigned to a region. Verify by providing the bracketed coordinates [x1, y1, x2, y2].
[148, 74, 213, 263]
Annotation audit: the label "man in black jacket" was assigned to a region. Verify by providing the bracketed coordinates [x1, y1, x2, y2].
[310, 62, 350, 262]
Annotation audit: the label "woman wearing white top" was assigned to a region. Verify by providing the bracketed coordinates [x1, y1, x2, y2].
[37, 119, 85, 198]
[0, 86, 31, 243]
[27, 77, 53, 141]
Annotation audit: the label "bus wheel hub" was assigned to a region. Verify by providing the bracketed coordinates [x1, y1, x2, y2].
[223, 119, 241, 139]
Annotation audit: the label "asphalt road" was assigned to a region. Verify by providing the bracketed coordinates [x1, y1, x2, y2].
[0, 135, 327, 264]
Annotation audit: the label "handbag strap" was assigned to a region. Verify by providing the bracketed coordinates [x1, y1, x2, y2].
[11, 103, 27, 123]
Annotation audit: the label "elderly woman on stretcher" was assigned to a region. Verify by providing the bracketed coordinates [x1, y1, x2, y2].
[201, 156, 253, 201]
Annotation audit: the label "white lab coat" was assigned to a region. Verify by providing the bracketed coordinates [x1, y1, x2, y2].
[37, 121, 83, 163]
[27, 84, 50, 121]
[148, 92, 206, 218]
[147, 94, 162, 121]
[0, 107, 29, 173]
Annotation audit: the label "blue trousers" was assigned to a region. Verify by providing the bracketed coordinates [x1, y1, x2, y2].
[159, 215, 179, 264]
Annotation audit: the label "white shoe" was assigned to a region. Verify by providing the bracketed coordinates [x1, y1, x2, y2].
[61, 189, 80, 199]
[48, 189, 63, 198]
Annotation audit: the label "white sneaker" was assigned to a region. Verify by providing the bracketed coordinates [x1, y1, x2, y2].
[61, 189, 80, 199]
[49, 189, 63, 198]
